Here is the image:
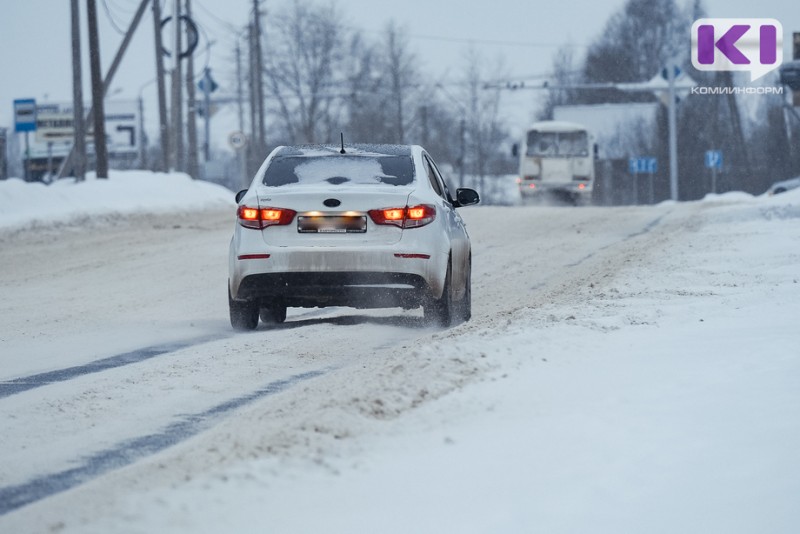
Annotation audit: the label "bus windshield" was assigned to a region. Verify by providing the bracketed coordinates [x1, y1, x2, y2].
[526, 130, 589, 157]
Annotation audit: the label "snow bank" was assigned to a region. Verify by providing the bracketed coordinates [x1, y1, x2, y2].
[0, 171, 235, 231]
[1, 180, 798, 533]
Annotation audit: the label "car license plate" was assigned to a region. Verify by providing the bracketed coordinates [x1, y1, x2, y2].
[297, 215, 367, 233]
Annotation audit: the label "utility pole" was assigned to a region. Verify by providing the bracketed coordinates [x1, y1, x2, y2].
[235, 41, 247, 186]
[184, 0, 199, 178]
[138, 95, 147, 168]
[58, 0, 150, 179]
[667, 63, 678, 201]
[420, 105, 428, 147]
[0, 128, 7, 180]
[70, 0, 86, 181]
[86, 0, 109, 178]
[236, 41, 244, 134]
[252, 0, 265, 155]
[152, 0, 169, 172]
[459, 117, 466, 189]
[202, 68, 212, 162]
[170, 0, 184, 172]
[248, 22, 257, 159]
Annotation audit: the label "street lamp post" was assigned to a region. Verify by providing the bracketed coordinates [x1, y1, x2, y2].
[436, 84, 468, 189]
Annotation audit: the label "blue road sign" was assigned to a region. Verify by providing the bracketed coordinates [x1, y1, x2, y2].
[705, 150, 723, 169]
[629, 157, 658, 174]
[13, 99, 37, 133]
[198, 69, 218, 93]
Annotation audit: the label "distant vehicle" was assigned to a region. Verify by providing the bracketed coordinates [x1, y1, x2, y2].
[513, 120, 595, 205]
[767, 175, 800, 196]
[228, 144, 480, 330]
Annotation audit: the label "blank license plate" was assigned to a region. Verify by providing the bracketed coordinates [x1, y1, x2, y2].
[297, 215, 367, 233]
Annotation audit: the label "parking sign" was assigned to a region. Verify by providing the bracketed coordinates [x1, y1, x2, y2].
[705, 150, 723, 170]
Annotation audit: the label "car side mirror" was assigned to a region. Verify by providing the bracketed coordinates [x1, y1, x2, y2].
[455, 188, 480, 207]
[235, 189, 248, 203]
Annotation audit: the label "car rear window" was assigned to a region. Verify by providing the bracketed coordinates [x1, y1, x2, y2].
[262, 155, 415, 187]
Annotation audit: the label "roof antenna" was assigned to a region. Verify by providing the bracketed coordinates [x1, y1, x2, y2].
[339, 132, 346, 154]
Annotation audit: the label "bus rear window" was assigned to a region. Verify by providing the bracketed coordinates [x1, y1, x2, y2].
[527, 130, 588, 157]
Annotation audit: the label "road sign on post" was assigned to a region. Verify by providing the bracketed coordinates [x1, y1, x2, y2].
[228, 131, 247, 151]
[704, 150, 722, 170]
[13, 99, 37, 133]
[14, 99, 37, 182]
[629, 157, 657, 205]
[705, 150, 723, 194]
[229, 130, 248, 189]
[629, 157, 658, 174]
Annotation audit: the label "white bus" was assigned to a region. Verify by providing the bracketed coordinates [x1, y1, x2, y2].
[513, 120, 595, 205]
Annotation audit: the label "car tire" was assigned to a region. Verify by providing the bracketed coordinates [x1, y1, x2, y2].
[229, 286, 258, 331]
[456, 255, 472, 323]
[424, 257, 454, 327]
[260, 302, 287, 324]
[774, 187, 786, 195]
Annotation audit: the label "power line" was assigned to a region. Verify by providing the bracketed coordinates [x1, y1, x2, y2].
[351, 26, 589, 49]
[101, 0, 127, 35]
[193, 0, 243, 34]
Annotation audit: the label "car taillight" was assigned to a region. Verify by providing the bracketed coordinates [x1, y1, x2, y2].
[368, 204, 436, 229]
[237, 205, 296, 229]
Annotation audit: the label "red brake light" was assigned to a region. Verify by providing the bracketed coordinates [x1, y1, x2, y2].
[237, 205, 296, 229]
[369, 205, 436, 229]
[383, 208, 405, 221]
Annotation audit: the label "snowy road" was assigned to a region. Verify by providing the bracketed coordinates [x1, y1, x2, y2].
[1, 186, 798, 532]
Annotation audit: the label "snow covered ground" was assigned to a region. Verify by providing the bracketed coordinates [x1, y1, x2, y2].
[0, 172, 798, 533]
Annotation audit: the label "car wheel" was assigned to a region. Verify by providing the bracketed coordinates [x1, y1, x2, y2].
[774, 187, 786, 195]
[424, 258, 454, 327]
[229, 287, 258, 331]
[260, 302, 287, 324]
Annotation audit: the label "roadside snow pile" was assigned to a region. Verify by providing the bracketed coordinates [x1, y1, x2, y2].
[0, 171, 235, 231]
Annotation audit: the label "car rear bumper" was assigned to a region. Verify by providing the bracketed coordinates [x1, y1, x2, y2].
[235, 271, 430, 308]
[229, 241, 448, 306]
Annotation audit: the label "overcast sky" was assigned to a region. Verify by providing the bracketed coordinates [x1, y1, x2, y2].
[0, 0, 795, 143]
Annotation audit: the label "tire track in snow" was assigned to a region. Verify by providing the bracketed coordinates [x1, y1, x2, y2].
[0, 335, 228, 399]
[0, 368, 330, 516]
[564, 212, 670, 269]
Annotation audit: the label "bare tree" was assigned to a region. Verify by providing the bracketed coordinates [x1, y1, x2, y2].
[581, 0, 688, 104]
[263, 0, 346, 144]
[382, 21, 416, 143]
[539, 44, 583, 120]
[341, 35, 392, 142]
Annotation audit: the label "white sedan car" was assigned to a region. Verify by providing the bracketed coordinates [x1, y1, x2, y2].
[767, 175, 800, 196]
[228, 144, 480, 330]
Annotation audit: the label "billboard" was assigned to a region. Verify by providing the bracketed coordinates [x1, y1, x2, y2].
[30, 100, 139, 159]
